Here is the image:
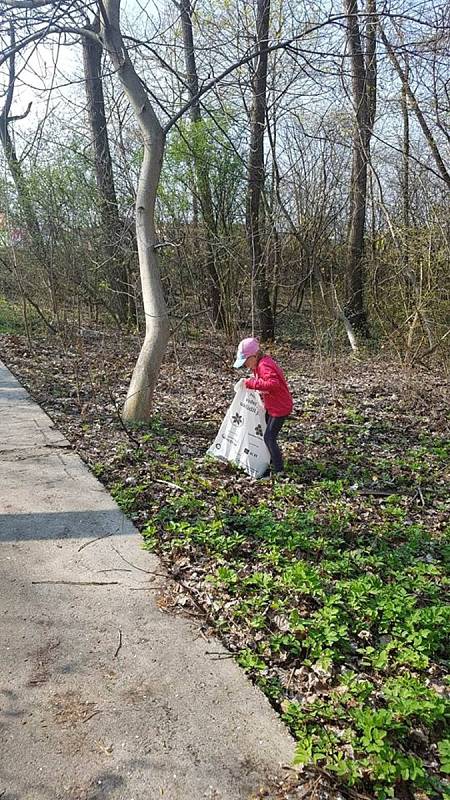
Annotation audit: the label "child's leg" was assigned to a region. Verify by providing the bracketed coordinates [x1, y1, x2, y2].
[264, 414, 287, 473]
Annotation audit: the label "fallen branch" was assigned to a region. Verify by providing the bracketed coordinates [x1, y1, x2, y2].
[32, 580, 119, 586]
[78, 532, 113, 552]
[358, 487, 401, 497]
[110, 543, 166, 576]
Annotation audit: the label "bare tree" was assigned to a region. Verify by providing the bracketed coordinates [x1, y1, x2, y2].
[99, 1, 169, 420]
[179, 0, 225, 328]
[0, 26, 49, 274]
[82, 13, 130, 324]
[344, 0, 377, 334]
[246, 0, 275, 341]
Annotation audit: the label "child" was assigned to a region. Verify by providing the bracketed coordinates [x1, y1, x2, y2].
[233, 337, 293, 475]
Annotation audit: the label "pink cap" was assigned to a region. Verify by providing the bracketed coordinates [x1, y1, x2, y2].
[233, 337, 260, 368]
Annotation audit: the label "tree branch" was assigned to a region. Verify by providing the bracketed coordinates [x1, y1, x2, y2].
[2, 24, 16, 121]
[9, 100, 32, 122]
[0, 24, 100, 67]
[380, 25, 450, 189]
[1, 0, 56, 6]
[165, 13, 365, 133]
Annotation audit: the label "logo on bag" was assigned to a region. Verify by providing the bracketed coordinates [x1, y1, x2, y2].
[255, 424, 263, 436]
[231, 412, 243, 426]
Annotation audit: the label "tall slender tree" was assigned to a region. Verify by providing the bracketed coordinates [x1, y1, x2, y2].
[100, 0, 169, 419]
[82, 13, 130, 323]
[0, 27, 48, 273]
[179, 0, 225, 328]
[246, 0, 275, 341]
[344, 0, 377, 334]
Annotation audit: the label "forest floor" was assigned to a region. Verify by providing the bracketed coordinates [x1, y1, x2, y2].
[1, 331, 449, 800]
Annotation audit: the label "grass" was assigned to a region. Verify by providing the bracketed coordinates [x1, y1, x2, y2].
[0, 295, 42, 335]
[0, 296, 26, 334]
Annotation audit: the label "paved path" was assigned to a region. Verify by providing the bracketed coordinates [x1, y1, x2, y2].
[0, 361, 294, 800]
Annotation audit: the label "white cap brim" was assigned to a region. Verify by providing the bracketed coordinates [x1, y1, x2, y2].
[233, 353, 246, 368]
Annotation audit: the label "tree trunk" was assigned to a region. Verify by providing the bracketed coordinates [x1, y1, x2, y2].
[344, 0, 377, 335]
[246, 0, 274, 341]
[101, 0, 169, 421]
[179, 0, 225, 328]
[82, 15, 129, 323]
[0, 116, 47, 263]
[400, 58, 410, 275]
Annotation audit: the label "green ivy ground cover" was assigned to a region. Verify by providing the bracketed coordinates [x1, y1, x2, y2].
[139, 467, 449, 800]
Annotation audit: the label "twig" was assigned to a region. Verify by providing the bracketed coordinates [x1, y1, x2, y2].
[129, 586, 160, 591]
[358, 488, 400, 497]
[209, 654, 235, 660]
[97, 568, 132, 573]
[32, 580, 119, 586]
[155, 478, 183, 491]
[109, 543, 166, 576]
[195, 628, 210, 642]
[415, 486, 426, 507]
[178, 579, 212, 622]
[78, 532, 113, 552]
[205, 650, 235, 660]
[286, 667, 296, 691]
[107, 385, 141, 448]
[114, 629, 122, 658]
[82, 710, 102, 724]
[153, 240, 183, 250]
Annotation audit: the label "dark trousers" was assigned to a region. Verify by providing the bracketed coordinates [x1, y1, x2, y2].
[264, 413, 288, 473]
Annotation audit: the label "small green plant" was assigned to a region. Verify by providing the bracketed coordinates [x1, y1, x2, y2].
[237, 649, 266, 672]
[305, 478, 347, 501]
[91, 461, 105, 477]
[110, 481, 146, 513]
[344, 406, 365, 424]
[438, 739, 450, 775]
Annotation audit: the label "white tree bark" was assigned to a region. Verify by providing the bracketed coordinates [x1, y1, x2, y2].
[101, 0, 169, 421]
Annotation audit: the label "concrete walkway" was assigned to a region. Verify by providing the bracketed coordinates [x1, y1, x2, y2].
[0, 361, 294, 800]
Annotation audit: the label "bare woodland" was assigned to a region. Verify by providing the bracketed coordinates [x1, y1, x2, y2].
[0, 0, 449, 419]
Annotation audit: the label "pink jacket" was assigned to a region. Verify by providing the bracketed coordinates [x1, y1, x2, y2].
[245, 355, 293, 417]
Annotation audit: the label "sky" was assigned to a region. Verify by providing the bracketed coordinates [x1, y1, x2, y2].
[0, 0, 447, 191]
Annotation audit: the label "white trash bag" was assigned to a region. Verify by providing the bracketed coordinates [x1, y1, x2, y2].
[207, 380, 270, 478]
